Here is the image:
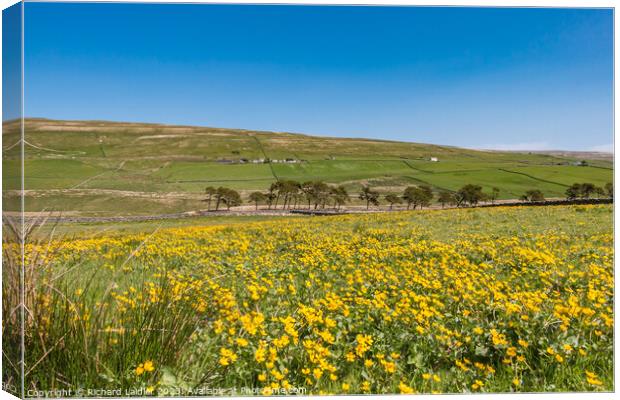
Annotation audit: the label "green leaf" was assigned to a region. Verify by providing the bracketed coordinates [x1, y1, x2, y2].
[407, 353, 424, 367]
[159, 367, 178, 386]
[475, 345, 489, 356]
[98, 373, 117, 384]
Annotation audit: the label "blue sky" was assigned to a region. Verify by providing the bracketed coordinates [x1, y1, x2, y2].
[18, 4, 614, 151]
[2, 2, 21, 121]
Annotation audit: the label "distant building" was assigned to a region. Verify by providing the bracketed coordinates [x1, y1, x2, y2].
[570, 160, 588, 166]
[430, 157, 439, 162]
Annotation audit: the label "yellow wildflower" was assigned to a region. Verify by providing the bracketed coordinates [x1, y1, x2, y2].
[399, 382, 414, 394]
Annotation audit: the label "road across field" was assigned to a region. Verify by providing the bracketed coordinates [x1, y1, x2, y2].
[6, 198, 611, 225]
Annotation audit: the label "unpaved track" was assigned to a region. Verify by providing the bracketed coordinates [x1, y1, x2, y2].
[5, 198, 611, 225]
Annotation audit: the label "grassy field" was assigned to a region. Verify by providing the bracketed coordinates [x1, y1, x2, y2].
[34, 214, 306, 238]
[4, 205, 613, 395]
[2, 119, 613, 216]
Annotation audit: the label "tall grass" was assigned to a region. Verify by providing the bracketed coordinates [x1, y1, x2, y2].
[3, 217, 207, 393]
[3, 216, 24, 397]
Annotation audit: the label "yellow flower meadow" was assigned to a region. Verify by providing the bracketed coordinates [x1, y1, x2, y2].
[20, 205, 612, 394]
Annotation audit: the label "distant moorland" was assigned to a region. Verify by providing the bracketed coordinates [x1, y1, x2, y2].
[2, 118, 613, 217]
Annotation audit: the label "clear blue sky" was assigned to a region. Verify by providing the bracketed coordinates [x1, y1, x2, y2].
[18, 3, 614, 151]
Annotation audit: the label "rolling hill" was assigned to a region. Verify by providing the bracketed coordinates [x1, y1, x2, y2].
[2, 118, 613, 216]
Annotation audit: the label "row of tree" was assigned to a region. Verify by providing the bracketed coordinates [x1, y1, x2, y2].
[204, 186, 242, 211]
[247, 181, 351, 211]
[204, 181, 350, 211]
[565, 182, 613, 200]
[204, 182, 500, 211]
[517, 182, 613, 203]
[204, 181, 613, 212]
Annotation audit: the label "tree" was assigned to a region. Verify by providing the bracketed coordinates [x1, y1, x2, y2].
[269, 181, 284, 209]
[204, 186, 217, 211]
[266, 192, 277, 210]
[214, 187, 242, 211]
[529, 190, 545, 202]
[214, 187, 225, 211]
[384, 194, 402, 210]
[520, 189, 545, 202]
[301, 181, 315, 209]
[315, 181, 331, 209]
[579, 183, 596, 199]
[605, 182, 613, 198]
[456, 184, 484, 207]
[301, 181, 331, 209]
[330, 185, 349, 210]
[249, 192, 266, 210]
[565, 183, 581, 200]
[593, 186, 606, 198]
[403, 186, 433, 209]
[221, 188, 242, 210]
[437, 191, 456, 208]
[280, 180, 301, 209]
[490, 187, 500, 204]
[403, 187, 416, 209]
[566, 182, 597, 199]
[359, 186, 380, 209]
[417, 185, 433, 209]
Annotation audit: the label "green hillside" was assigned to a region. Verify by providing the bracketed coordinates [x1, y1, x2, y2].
[2, 118, 613, 216]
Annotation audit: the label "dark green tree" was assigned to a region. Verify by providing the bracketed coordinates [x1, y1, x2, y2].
[437, 191, 456, 208]
[266, 192, 277, 210]
[580, 183, 596, 199]
[280, 180, 301, 209]
[520, 189, 545, 202]
[566, 182, 597, 199]
[221, 188, 242, 210]
[204, 186, 217, 211]
[384, 194, 402, 210]
[403, 186, 433, 209]
[456, 184, 485, 207]
[605, 182, 613, 198]
[269, 181, 284, 209]
[301, 181, 331, 209]
[330, 185, 349, 210]
[359, 186, 380, 209]
[249, 192, 267, 210]
[418, 185, 433, 208]
[565, 183, 581, 200]
[214, 187, 242, 211]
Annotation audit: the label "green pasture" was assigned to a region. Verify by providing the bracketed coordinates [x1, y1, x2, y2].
[2, 119, 613, 215]
[272, 160, 415, 182]
[500, 166, 613, 187]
